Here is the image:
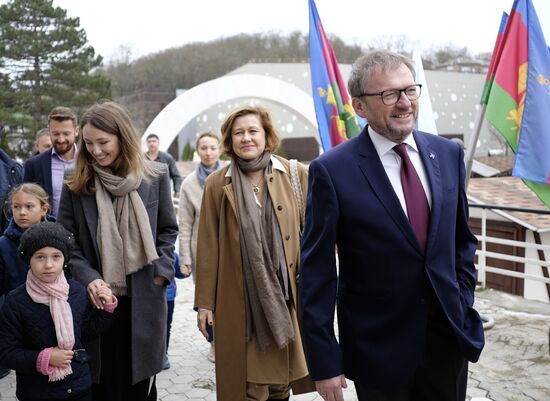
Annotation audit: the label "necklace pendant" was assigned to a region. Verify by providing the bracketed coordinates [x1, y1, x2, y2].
[253, 186, 260, 194]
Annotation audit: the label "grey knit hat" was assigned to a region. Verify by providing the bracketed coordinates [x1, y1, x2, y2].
[19, 222, 74, 265]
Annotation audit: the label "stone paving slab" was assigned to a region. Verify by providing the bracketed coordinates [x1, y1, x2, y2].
[1, 282, 549, 400]
[468, 289, 550, 401]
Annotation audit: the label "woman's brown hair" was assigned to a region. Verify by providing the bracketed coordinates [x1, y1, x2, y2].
[220, 105, 281, 158]
[66, 101, 159, 194]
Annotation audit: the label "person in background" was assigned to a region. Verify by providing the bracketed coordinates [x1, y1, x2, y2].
[0, 221, 117, 401]
[0, 149, 23, 233]
[194, 105, 314, 401]
[23, 106, 79, 218]
[0, 149, 23, 380]
[58, 101, 178, 401]
[33, 128, 53, 155]
[0, 182, 46, 382]
[163, 251, 185, 370]
[299, 50, 484, 401]
[145, 133, 182, 198]
[1, 183, 51, 298]
[178, 131, 222, 363]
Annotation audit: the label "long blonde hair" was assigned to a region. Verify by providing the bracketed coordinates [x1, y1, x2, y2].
[8, 183, 50, 216]
[66, 101, 158, 194]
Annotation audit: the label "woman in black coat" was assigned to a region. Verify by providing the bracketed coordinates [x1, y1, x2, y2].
[58, 101, 178, 401]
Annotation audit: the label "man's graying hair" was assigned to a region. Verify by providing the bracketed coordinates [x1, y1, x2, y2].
[348, 50, 416, 98]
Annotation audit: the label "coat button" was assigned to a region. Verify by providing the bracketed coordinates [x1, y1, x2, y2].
[67, 389, 72, 394]
[269, 177, 274, 182]
[420, 298, 426, 305]
[289, 263, 293, 269]
[285, 235, 290, 240]
[277, 205, 283, 211]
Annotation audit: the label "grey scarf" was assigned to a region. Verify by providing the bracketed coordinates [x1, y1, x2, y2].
[196, 161, 221, 188]
[93, 166, 159, 296]
[232, 152, 294, 351]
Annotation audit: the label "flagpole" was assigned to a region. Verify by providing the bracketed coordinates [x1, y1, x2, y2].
[465, 11, 509, 188]
[465, 104, 487, 187]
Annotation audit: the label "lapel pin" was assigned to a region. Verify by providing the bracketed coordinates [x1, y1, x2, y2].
[429, 153, 435, 159]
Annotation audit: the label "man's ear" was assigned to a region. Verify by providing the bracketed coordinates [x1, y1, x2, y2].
[75, 126, 80, 137]
[352, 97, 368, 119]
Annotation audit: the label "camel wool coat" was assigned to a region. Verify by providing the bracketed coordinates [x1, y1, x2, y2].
[194, 156, 314, 401]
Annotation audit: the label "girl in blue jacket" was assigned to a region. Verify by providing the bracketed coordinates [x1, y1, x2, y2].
[0, 222, 117, 401]
[0, 183, 50, 297]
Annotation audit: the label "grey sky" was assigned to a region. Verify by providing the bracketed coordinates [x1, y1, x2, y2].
[2, 0, 549, 62]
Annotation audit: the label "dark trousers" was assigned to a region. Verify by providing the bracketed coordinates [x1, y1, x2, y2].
[92, 297, 157, 401]
[0, 296, 8, 380]
[355, 312, 468, 401]
[166, 300, 175, 349]
[206, 322, 214, 343]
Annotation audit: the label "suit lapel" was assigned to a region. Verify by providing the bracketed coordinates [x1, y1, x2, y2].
[356, 131, 420, 252]
[413, 131, 442, 255]
[44, 150, 53, 195]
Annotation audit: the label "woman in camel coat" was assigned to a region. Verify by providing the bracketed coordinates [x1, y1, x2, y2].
[194, 105, 314, 401]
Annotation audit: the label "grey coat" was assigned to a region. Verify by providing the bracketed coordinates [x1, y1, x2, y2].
[57, 163, 178, 384]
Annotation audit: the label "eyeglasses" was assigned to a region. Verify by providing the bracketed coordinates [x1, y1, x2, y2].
[358, 84, 422, 106]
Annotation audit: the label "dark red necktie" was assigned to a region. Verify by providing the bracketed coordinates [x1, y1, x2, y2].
[393, 143, 430, 250]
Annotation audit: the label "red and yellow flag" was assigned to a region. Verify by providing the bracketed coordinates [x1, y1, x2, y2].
[485, 0, 550, 207]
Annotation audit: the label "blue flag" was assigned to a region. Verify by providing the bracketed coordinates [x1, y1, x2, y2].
[512, 0, 550, 189]
[308, 0, 361, 151]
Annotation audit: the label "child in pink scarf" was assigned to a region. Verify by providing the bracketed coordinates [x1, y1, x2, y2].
[0, 222, 117, 401]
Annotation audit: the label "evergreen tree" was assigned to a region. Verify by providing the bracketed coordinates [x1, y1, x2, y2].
[181, 141, 194, 161]
[0, 0, 111, 157]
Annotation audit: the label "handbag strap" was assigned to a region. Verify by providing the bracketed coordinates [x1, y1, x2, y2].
[289, 159, 305, 234]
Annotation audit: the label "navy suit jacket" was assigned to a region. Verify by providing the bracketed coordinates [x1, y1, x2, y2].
[299, 128, 484, 389]
[23, 149, 53, 202]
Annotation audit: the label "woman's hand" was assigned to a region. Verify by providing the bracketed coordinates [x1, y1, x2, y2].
[197, 309, 214, 340]
[87, 279, 110, 309]
[49, 347, 74, 368]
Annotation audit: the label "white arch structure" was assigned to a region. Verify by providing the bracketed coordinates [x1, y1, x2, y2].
[144, 74, 317, 152]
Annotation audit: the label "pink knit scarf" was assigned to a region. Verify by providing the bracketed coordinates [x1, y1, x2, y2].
[26, 271, 75, 382]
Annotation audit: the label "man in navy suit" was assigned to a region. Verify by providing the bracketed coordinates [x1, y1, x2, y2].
[23, 107, 79, 218]
[299, 50, 484, 401]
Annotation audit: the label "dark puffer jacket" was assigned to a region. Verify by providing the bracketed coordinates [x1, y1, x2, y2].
[0, 278, 114, 400]
[0, 149, 22, 232]
[0, 217, 56, 296]
[0, 219, 28, 296]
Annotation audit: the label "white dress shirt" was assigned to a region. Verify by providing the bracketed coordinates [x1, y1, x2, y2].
[368, 126, 432, 217]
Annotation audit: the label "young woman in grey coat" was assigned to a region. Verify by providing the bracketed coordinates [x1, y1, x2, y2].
[58, 101, 178, 401]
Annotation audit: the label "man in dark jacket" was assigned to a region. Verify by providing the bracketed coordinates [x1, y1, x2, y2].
[0, 148, 23, 379]
[0, 148, 22, 235]
[23, 106, 79, 218]
[145, 133, 182, 197]
[300, 50, 484, 401]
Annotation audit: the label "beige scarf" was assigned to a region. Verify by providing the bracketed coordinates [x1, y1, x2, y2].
[233, 152, 294, 351]
[93, 166, 159, 296]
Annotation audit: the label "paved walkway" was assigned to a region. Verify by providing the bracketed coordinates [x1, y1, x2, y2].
[1, 280, 550, 401]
